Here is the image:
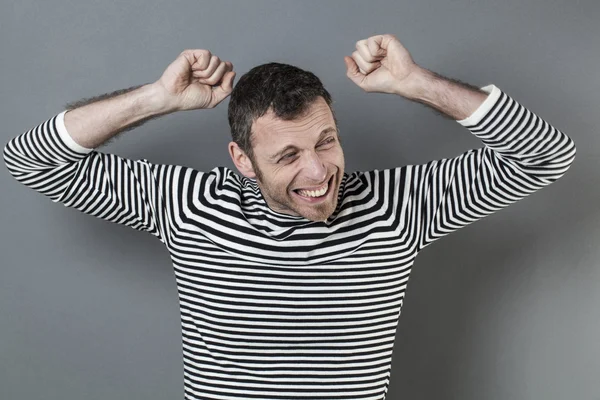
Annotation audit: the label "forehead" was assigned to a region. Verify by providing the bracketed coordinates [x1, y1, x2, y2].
[250, 97, 336, 153]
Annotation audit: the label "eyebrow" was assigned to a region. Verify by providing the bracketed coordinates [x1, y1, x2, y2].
[268, 127, 337, 161]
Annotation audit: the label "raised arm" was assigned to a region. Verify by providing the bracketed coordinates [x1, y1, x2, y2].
[63, 49, 236, 148]
[3, 49, 235, 243]
[344, 33, 489, 119]
[345, 34, 576, 251]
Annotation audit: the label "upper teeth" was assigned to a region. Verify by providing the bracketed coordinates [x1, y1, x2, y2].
[298, 182, 328, 198]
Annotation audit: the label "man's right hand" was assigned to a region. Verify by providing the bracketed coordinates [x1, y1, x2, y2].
[59, 49, 236, 149]
[154, 49, 236, 112]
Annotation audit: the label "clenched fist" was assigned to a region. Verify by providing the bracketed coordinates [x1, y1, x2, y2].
[344, 34, 424, 97]
[155, 49, 236, 111]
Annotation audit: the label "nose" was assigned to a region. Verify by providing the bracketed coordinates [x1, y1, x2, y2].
[300, 151, 328, 184]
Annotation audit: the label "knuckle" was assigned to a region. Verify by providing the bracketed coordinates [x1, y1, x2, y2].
[206, 75, 220, 85]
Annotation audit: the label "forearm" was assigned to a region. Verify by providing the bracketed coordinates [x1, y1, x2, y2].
[63, 82, 173, 149]
[400, 68, 489, 120]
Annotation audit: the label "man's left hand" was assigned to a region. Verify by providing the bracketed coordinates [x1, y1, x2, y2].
[344, 34, 424, 98]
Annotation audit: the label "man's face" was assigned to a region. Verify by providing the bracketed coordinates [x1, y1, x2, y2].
[247, 97, 345, 222]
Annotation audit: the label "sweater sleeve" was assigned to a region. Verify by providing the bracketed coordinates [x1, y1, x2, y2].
[405, 84, 576, 252]
[3, 111, 172, 245]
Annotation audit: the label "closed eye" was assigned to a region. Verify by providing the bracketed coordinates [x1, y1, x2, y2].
[318, 138, 335, 147]
[278, 138, 335, 163]
[280, 152, 297, 161]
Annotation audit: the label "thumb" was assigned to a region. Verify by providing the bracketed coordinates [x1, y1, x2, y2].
[211, 70, 236, 105]
[344, 56, 365, 87]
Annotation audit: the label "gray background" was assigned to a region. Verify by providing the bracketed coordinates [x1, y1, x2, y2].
[1, 1, 599, 399]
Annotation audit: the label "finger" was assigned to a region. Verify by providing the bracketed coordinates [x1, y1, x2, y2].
[356, 39, 383, 62]
[344, 56, 365, 86]
[351, 50, 379, 75]
[193, 55, 221, 78]
[367, 35, 387, 59]
[211, 70, 236, 104]
[200, 61, 229, 86]
[182, 49, 212, 70]
[221, 69, 236, 91]
[214, 62, 234, 85]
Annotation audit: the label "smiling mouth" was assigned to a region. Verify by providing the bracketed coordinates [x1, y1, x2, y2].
[293, 176, 333, 199]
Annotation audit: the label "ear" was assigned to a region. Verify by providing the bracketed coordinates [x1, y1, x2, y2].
[228, 142, 257, 179]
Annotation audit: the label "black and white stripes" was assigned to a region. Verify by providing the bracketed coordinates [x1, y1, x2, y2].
[3, 84, 576, 399]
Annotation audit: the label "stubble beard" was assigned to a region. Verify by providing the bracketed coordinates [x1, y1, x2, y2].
[252, 160, 340, 222]
[250, 157, 341, 222]
[258, 177, 338, 222]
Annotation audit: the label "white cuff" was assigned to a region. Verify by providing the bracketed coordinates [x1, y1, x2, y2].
[457, 84, 502, 126]
[56, 110, 95, 153]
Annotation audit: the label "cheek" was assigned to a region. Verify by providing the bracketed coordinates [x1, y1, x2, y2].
[269, 170, 296, 192]
[328, 148, 345, 167]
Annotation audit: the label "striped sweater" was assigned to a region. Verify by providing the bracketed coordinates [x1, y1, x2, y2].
[3, 84, 576, 399]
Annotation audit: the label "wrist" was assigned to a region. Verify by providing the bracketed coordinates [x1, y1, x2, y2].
[394, 68, 489, 120]
[392, 67, 437, 100]
[146, 82, 180, 114]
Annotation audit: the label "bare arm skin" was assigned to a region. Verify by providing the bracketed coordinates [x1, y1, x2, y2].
[62, 49, 236, 149]
[399, 68, 489, 121]
[344, 34, 488, 120]
[63, 84, 170, 149]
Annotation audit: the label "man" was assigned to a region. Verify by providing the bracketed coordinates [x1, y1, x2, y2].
[3, 34, 576, 400]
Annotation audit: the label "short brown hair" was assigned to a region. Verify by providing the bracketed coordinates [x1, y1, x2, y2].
[228, 62, 338, 164]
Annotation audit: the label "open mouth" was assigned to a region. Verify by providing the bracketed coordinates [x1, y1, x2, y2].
[293, 175, 334, 202]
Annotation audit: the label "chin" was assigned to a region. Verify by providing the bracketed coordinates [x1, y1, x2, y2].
[304, 214, 330, 223]
[290, 175, 340, 222]
[299, 202, 336, 222]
